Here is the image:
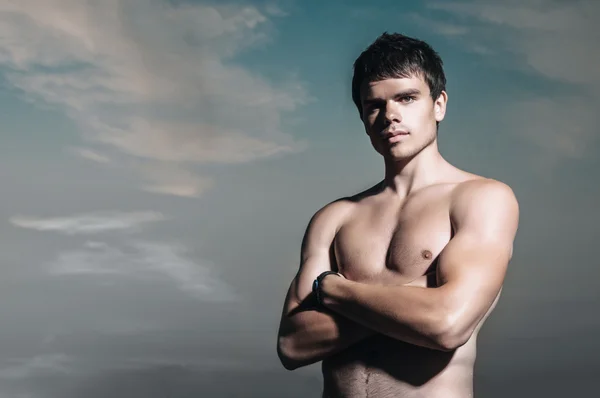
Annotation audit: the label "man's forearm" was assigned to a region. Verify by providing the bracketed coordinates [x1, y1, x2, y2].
[320, 277, 460, 351]
[278, 304, 374, 370]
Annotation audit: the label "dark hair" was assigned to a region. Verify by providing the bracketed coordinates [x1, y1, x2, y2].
[352, 32, 447, 117]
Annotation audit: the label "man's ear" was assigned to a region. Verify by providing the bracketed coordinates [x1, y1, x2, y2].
[434, 91, 448, 122]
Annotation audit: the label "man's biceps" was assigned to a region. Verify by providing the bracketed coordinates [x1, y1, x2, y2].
[294, 256, 331, 298]
[443, 230, 512, 257]
[437, 237, 508, 284]
[301, 252, 333, 275]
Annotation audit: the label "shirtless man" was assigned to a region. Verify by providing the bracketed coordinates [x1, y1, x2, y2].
[276, 33, 519, 397]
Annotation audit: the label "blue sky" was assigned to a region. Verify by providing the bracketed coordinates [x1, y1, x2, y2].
[0, 0, 599, 397]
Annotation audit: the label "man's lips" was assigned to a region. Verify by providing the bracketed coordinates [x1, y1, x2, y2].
[383, 131, 409, 138]
[380, 130, 409, 143]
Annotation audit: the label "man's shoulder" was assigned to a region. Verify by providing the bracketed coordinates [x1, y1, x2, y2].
[314, 182, 382, 218]
[309, 182, 383, 234]
[314, 198, 355, 220]
[449, 177, 519, 225]
[452, 177, 516, 201]
[307, 197, 355, 237]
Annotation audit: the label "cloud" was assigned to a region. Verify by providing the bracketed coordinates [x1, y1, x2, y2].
[135, 162, 214, 198]
[0, 354, 71, 380]
[0, 358, 322, 398]
[408, 13, 469, 36]
[10, 211, 165, 235]
[140, 180, 211, 199]
[509, 97, 597, 160]
[423, 0, 600, 161]
[428, 0, 600, 86]
[265, 3, 289, 17]
[95, 118, 303, 165]
[66, 147, 214, 198]
[0, 0, 308, 196]
[9, 210, 231, 299]
[67, 147, 111, 164]
[47, 240, 236, 301]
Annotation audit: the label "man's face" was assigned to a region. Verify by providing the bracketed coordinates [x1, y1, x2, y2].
[360, 75, 447, 160]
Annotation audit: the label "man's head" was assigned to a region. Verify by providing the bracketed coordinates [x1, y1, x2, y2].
[352, 33, 448, 160]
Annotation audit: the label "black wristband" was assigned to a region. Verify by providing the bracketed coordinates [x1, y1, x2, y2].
[312, 271, 340, 307]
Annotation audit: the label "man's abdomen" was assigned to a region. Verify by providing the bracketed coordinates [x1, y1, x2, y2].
[322, 334, 477, 398]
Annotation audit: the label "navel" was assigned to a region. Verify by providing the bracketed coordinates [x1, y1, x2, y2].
[422, 249, 433, 260]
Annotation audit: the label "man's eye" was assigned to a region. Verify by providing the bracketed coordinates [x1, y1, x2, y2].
[400, 96, 415, 103]
[365, 105, 378, 114]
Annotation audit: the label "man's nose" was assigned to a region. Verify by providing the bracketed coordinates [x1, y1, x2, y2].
[384, 101, 402, 125]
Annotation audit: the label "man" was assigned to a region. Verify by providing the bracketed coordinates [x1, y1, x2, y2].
[276, 32, 519, 398]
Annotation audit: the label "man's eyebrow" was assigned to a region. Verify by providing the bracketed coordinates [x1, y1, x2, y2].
[363, 89, 423, 104]
[394, 88, 422, 97]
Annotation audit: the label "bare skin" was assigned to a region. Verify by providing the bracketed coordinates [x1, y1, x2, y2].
[277, 75, 519, 397]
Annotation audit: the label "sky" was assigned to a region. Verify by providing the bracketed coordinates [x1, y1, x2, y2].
[0, 0, 598, 396]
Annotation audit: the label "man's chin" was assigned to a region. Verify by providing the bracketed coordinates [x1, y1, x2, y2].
[374, 144, 417, 161]
[387, 148, 414, 161]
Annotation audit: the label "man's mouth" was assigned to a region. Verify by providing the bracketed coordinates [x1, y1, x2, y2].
[381, 129, 409, 142]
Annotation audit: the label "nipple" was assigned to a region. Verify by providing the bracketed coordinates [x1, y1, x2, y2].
[422, 250, 433, 260]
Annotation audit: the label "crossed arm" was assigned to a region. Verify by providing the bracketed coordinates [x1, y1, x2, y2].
[276, 200, 374, 370]
[276, 180, 519, 370]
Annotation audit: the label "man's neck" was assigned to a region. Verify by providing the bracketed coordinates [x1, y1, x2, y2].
[382, 144, 448, 198]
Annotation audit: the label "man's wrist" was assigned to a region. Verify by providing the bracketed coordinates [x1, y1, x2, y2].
[312, 271, 342, 307]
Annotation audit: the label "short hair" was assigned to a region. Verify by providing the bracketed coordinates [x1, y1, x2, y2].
[352, 32, 447, 117]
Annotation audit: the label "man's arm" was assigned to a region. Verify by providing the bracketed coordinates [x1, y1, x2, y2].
[276, 201, 375, 370]
[319, 180, 519, 351]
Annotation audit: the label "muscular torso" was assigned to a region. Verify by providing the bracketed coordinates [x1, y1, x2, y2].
[322, 181, 496, 398]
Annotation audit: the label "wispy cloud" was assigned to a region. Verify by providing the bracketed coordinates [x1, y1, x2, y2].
[67, 147, 111, 164]
[135, 162, 214, 198]
[0, 354, 71, 380]
[428, 0, 600, 86]
[0, 351, 251, 398]
[0, 353, 248, 378]
[408, 13, 469, 36]
[9, 210, 232, 300]
[48, 240, 235, 301]
[130, 241, 235, 301]
[423, 0, 600, 162]
[0, 0, 308, 196]
[10, 211, 165, 235]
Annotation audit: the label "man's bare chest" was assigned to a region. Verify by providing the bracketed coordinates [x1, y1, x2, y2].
[333, 196, 453, 283]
